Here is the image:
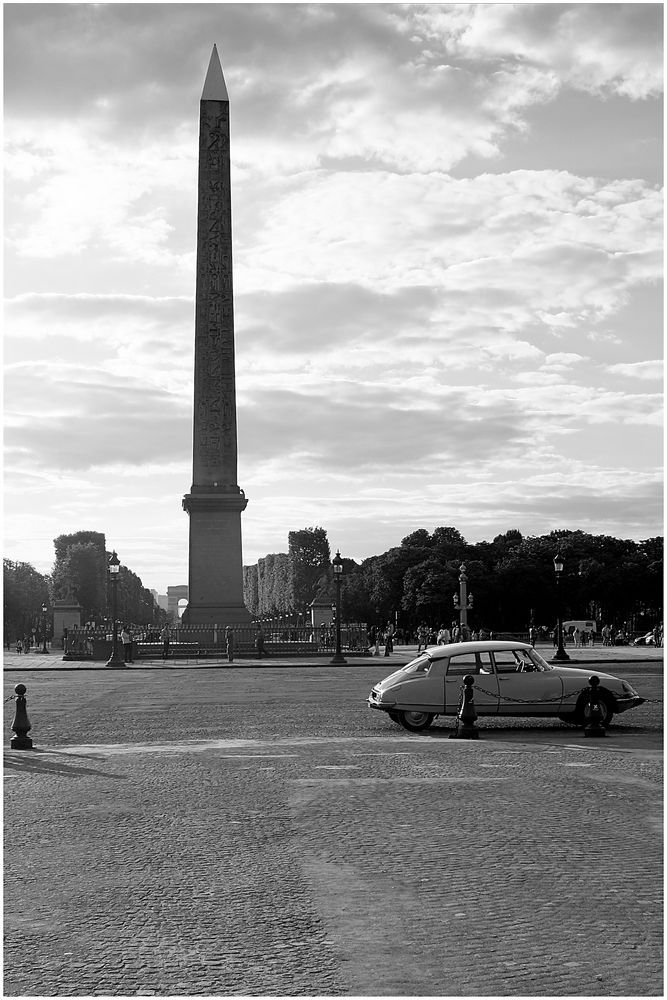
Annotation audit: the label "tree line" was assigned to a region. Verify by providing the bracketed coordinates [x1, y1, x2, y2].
[5, 524, 662, 641]
[244, 526, 663, 634]
[4, 531, 165, 641]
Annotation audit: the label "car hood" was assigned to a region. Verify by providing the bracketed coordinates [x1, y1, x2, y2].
[551, 666, 622, 687]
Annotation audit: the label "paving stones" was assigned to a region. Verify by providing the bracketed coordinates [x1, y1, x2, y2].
[3, 667, 663, 996]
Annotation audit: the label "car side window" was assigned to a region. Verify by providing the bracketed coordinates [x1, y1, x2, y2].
[446, 652, 493, 676]
[493, 650, 526, 673]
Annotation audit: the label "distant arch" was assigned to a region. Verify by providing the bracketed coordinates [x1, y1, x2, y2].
[167, 585, 188, 621]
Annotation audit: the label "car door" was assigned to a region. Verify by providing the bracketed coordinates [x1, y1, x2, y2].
[444, 650, 499, 715]
[491, 648, 563, 715]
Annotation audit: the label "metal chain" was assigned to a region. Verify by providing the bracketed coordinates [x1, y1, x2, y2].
[474, 683, 589, 705]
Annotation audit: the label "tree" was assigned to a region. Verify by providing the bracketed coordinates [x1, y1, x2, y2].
[51, 542, 106, 621]
[52, 532, 107, 621]
[3, 560, 50, 640]
[288, 527, 331, 612]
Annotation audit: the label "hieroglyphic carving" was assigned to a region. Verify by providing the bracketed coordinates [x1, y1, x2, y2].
[193, 100, 239, 480]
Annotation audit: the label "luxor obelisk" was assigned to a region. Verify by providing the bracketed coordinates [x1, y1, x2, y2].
[182, 45, 251, 625]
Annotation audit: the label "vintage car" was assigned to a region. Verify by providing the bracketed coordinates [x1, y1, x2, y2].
[367, 640, 644, 732]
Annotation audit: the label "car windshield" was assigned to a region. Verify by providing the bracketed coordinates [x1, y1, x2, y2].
[526, 649, 553, 671]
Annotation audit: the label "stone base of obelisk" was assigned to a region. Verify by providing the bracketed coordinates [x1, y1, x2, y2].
[182, 490, 252, 626]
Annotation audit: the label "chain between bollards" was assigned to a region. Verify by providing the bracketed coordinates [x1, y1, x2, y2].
[449, 674, 480, 740]
[10, 683, 33, 750]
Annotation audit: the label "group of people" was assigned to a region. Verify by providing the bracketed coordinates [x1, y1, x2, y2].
[13, 633, 43, 654]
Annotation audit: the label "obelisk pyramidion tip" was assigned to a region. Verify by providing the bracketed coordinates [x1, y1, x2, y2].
[201, 44, 229, 101]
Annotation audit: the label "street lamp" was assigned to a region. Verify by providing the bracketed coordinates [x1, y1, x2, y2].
[330, 550, 347, 664]
[552, 552, 570, 662]
[105, 550, 126, 668]
[452, 563, 474, 640]
[39, 603, 50, 654]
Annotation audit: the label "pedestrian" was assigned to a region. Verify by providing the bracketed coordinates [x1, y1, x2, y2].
[225, 626, 234, 663]
[416, 623, 429, 654]
[161, 624, 170, 659]
[16, 638, 23, 655]
[437, 625, 451, 645]
[384, 622, 394, 656]
[528, 626, 537, 647]
[121, 625, 133, 664]
[255, 625, 266, 658]
[452, 625, 461, 642]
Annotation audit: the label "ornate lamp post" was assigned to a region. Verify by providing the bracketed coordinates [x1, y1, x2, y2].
[330, 550, 346, 664]
[552, 552, 570, 662]
[105, 550, 126, 668]
[38, 603, 50, 654]
[453, 563, 474, 640]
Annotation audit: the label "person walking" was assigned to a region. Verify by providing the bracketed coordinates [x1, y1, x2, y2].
[161, 624, 170, 660]
[416, 623, 429, 654]
[121, 625, 133, 664]
[384, 622, 394, 656]
[225, 626, 234, 663]
[255, 625, 267, 658]
[437, 625, 451, 645]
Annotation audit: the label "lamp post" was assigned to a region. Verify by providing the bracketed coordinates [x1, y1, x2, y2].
[552, 552, 570, 662]
[453, 563, 474, 640]
[105, 550, 126, 668]
[330, 550, 346, 664]
[39, 603, 50, 654]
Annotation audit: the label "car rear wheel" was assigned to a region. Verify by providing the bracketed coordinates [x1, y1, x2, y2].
[396, 710, 435, 732]
[576, 692, 614, 728]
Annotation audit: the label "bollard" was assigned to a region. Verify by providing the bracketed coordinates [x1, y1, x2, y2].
[449, 674, 480, 740]
[584, 674, 607, 738]
[10, 683, 33, 750]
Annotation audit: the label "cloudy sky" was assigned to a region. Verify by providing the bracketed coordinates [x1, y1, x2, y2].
[4, 2, 663, 596]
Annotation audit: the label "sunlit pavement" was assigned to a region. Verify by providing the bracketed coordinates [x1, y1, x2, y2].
[4, 656, 663, 997]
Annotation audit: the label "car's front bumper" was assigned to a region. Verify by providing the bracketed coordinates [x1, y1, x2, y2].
[615, 695, 645, 714]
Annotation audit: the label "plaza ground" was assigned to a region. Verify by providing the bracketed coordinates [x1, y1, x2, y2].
[4, 647, 663, 997]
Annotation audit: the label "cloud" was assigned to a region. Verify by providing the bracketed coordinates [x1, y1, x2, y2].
[407, 4, 663, 100]
[606, 360, 663, 381]
[4, 366, 191, 471]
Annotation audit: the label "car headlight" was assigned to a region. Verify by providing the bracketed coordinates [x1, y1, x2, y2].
[622, 682, 639, 697]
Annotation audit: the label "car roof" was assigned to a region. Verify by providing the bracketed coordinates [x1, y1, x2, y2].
[423, 640, 532, 659]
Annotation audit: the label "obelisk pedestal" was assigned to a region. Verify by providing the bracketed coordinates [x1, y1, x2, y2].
[182, 45, 251, 626]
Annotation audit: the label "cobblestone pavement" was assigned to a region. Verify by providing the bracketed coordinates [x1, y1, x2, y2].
[4, 664, 663, 998]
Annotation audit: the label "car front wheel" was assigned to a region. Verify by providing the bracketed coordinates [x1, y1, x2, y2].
[396, 710, 435, 732]
[576, 692, 614, 728]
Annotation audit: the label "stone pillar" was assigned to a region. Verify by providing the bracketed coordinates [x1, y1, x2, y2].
[52, 600, 82, 649]
[182, 45, 251, 626]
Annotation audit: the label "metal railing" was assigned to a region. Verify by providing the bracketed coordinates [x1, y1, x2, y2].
[61, 623, 371, 660]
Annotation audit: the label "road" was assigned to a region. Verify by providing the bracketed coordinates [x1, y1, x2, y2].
[3, 656, 663, 997]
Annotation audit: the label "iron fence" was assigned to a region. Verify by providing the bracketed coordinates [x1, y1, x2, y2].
[62, 623, 371, 660]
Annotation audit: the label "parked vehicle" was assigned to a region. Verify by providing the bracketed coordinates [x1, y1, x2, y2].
[368, 641, 644, 732]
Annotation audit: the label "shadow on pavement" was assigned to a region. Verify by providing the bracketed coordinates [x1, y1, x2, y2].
[3, 748, 126, 779]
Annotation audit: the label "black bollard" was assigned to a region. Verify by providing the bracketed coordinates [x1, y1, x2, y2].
[584, 674, 607, 738]
[449, 674, 480, 740]
[10, 683, 33, 750]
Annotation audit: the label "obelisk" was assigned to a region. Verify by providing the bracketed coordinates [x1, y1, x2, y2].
[182, 45, 251, 625]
